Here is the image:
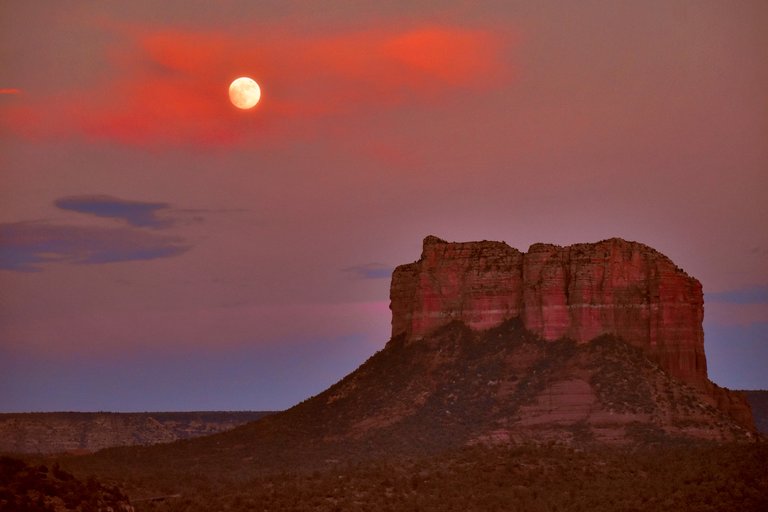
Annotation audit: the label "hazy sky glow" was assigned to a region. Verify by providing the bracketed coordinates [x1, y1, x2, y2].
[1, 1, 767, 411]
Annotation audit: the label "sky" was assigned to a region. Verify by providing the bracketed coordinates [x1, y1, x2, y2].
[1, 1, 767, 412]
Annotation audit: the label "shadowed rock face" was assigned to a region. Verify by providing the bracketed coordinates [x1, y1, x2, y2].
[390, 236, 753, 430]
[0, 456, 135, 512]
[742, 391, 768, 434]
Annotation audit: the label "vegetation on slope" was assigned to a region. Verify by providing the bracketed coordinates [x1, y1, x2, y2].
[124, 443, 768, 512]
[0, 456, 133, 512]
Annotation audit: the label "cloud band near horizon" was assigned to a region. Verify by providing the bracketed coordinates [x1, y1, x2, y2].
[0, 221, 190, 271]
[55, 195, 173, 229]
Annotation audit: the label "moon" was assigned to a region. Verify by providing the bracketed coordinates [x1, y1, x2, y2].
[229, 77, 261, 109]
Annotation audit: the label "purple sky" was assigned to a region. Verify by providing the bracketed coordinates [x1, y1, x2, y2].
[1, 1, 767, 412]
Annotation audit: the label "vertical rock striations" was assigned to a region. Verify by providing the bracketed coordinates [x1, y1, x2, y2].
[391, 235, 526, 340]
[390, 236, 753, 429]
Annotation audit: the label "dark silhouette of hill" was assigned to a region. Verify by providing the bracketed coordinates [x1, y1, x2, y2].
[60, 319, 754, 493]
[0, 456, 133, 511]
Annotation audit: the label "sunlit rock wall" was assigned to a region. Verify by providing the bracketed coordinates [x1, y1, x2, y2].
[391, 236, 706, 385]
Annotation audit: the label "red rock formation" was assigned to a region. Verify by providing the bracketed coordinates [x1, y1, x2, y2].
[391, 236, 525, 339]
[390, 235, 753, 429]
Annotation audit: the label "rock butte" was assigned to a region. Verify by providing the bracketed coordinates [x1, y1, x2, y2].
[390, 235, 753, 429]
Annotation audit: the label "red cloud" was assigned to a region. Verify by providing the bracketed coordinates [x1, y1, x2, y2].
[1, 23, 512, 148]
[384, 27, 498, 85]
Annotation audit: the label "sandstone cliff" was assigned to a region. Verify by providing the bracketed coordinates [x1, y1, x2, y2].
[743, 390, 768, 434]
[391, 236, 753, 430]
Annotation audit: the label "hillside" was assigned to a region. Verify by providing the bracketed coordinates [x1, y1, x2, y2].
[0, 411, 272, 454]
[60, 320, 754, 494]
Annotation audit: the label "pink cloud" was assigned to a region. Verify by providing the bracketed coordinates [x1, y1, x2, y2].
[1, 23, 511, 148]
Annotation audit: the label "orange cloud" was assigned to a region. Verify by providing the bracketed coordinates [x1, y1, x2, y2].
[1, 23, 512, 148]
[385, 27, 498, 85]
[0, 88, 22, 95]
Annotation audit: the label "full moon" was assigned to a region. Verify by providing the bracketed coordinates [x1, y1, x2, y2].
[229, 77, 261, 109]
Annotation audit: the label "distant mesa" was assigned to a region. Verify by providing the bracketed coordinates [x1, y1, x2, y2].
[0, 411, 273, 455]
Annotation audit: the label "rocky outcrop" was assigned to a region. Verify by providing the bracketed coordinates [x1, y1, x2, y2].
[390, 236, 753, 430]
[742, 390, 768, 434]
[0, 456, 134, 512]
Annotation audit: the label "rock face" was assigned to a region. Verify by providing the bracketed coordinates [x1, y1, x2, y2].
[392, 236, 702, 382]
[742, 390, 768, 434]
[391, 236, 753, 430]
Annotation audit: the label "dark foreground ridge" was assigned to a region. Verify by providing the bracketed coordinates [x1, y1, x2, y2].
[0, 455, 134, 511]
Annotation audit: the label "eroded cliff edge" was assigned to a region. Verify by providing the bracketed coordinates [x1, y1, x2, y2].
[390, 235, 753, 430]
